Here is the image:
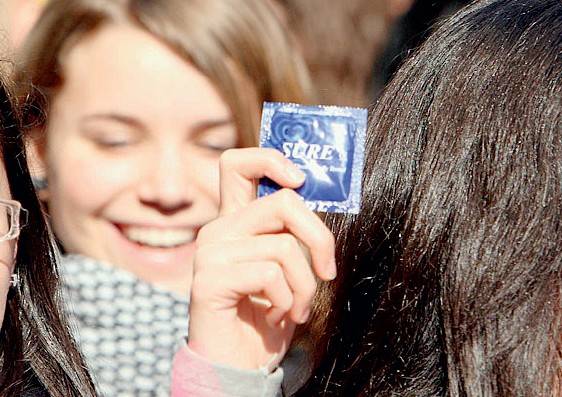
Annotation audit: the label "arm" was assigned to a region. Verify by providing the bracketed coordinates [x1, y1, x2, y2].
[171, 344, 283, 397]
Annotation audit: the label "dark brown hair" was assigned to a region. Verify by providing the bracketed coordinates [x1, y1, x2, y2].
[299, 0, 561, 395]
[0, 68, 96, 395]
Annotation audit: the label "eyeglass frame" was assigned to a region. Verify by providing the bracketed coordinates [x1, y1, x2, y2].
[0, 199, 28, 242]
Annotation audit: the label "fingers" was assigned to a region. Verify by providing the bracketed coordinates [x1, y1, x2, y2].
[195, 234, 317, 323]
[192, 260, 294, 326]
[198, 188, 337, 281]
[219, 148, 306, 215]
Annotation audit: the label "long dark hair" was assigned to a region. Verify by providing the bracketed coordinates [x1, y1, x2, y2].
[0, 71, 96, 395]
[299, 0, 561, 395]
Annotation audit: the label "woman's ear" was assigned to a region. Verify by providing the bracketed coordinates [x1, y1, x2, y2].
[25, 128, 49, 202]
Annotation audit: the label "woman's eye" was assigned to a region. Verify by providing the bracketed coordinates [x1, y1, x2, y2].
[88, 133, 137, 149]
[94, 139, 132, 148]
[79, 114, 145, 150]
[197, 141, 234, 152]
[195, 132, 237, 153]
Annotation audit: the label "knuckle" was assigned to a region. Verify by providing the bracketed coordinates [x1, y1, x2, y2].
[263, 147, 285, 161]
[263, 263, 283, 283]
[262, 153, 285, 172]
[314, 227, 335, 249]
[277, 188, 300, 206]
[278, 233, 299, 253]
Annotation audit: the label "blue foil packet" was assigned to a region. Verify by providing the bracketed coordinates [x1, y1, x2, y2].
[258, 102, 367, 214]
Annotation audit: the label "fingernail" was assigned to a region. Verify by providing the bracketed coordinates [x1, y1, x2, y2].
[286, 165, 306, 184]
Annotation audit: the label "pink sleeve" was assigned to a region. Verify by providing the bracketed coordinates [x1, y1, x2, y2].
[171, 345, 283, 397]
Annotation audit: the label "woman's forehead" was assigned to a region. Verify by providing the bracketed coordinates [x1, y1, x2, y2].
[54, 23, 233, 123]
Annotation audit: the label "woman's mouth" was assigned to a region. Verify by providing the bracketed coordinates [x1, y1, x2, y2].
[120, 225, 196, 248]
[106, 223, 200, 290]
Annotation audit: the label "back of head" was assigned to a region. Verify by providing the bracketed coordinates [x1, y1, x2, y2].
[16, 0, 312, 146]
[299, 0, 561, 395]
[0, 65, 96, 395]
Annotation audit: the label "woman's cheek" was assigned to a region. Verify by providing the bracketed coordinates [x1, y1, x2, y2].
[51, 150, 142, 208]
[199, 156, 221, 202]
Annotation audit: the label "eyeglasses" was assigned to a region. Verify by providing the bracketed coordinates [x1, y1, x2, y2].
[0, 199, 28, 242]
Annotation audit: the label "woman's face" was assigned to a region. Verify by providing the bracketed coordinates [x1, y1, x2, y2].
[0, 159, 16, 329]
[41, 24, 238, 294]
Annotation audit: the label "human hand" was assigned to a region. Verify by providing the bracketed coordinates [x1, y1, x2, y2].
[187, 148, 336, 370]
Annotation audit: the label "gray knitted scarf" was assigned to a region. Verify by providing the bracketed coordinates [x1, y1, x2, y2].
[60, 254, 189, 397]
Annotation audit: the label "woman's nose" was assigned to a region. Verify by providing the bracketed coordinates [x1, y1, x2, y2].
[137, 149, 194, 213]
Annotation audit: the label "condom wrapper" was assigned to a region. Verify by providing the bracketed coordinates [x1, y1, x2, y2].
[258, 102, 366, 214]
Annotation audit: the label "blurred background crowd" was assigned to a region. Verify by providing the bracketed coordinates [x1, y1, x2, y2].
[1, 0, 474, 106]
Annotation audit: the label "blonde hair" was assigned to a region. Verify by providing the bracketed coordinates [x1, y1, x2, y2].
[16, 0, 312, 146]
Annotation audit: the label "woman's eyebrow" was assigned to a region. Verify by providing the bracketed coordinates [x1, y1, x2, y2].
[190, 118, 234, 136]
[79, 113, 147, 132]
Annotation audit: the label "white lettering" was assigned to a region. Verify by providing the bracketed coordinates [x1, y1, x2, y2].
[307, 144, 322, 159]
[293, 141, 308, 158]
[282, 142, 293, 158]
[280, 141, 337, 161]
[319, 145, 334, 160]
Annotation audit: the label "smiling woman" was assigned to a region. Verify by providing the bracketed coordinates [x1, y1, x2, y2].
[35, 24, 238, 292]
[15, 0, 312, 395]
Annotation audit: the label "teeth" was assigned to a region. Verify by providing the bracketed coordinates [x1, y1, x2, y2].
[124, 227, 195, 248]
